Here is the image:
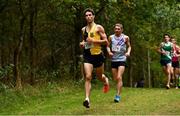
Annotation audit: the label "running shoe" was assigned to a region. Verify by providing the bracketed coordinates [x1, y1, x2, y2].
[83, 100, 90, 108]
[103, 77, 109, 93]
[103, 84, 110, 93]
[166, 85, 170, 89]
[114, 95, 121, 103]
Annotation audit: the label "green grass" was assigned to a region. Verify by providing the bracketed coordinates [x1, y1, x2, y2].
[0, 81, 180, 115]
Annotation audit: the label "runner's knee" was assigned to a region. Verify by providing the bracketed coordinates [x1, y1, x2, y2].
[117, 76, 122, 81]
[85, 74, 92, 81]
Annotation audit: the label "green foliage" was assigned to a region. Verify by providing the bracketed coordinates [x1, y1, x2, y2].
[0, 82, 8, 92]
[0, 64, 14, 79]
[0, 0, 179, 87]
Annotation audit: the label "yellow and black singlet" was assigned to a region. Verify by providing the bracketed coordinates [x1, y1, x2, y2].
[83, 23, 102, 56]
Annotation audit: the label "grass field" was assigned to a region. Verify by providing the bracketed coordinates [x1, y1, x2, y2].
[0, 81, 180, 115]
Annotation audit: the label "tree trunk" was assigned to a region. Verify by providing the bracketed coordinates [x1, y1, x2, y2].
[14, 0, 25, 90]
[147, 48, 151, 88]
[0, 35, 4, 67]
[29, 0, 35, 85]
[128, 57, 133, 87]
[130, 64, 133, 87]
[142, 60, 146, 87]
[14, 35, 23, 90]
[0, 25, 6, 67]
[73, 6, 84, 80]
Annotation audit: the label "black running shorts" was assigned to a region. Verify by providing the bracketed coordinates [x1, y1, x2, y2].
[111, 61, 126, 69]
[83, 53, 105, 68]
[172, 61, 179, 68]
[160, 59, 171, 66]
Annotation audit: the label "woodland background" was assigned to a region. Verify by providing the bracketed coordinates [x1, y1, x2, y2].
[0, 0, 179, 90]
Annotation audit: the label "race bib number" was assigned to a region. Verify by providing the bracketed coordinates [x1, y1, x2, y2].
[84, 42, 93, 49]
[112, 45, 121, 52]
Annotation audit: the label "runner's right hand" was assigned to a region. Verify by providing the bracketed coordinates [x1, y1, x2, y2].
[80, 41, 85, 48]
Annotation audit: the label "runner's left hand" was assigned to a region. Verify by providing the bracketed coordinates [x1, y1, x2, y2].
[125, 52, 130, 57]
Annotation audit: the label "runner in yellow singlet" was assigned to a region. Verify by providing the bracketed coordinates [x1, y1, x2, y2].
[79, 8, 109, 108]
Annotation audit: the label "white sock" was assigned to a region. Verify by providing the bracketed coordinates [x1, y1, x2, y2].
[85, 97, 89, 101]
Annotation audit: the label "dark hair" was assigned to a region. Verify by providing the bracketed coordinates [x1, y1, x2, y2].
[83, 8, 95, 16]
[163, 33, 171, 38]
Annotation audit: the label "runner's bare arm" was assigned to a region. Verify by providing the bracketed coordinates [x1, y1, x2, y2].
[176, 45, 180, 57]
[157, 43, 166, 55]
[80, 28, 85, 48]
[125, 36, 131, 56]
[106, 36, 113, 57]
[87, 25, 108, 45]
